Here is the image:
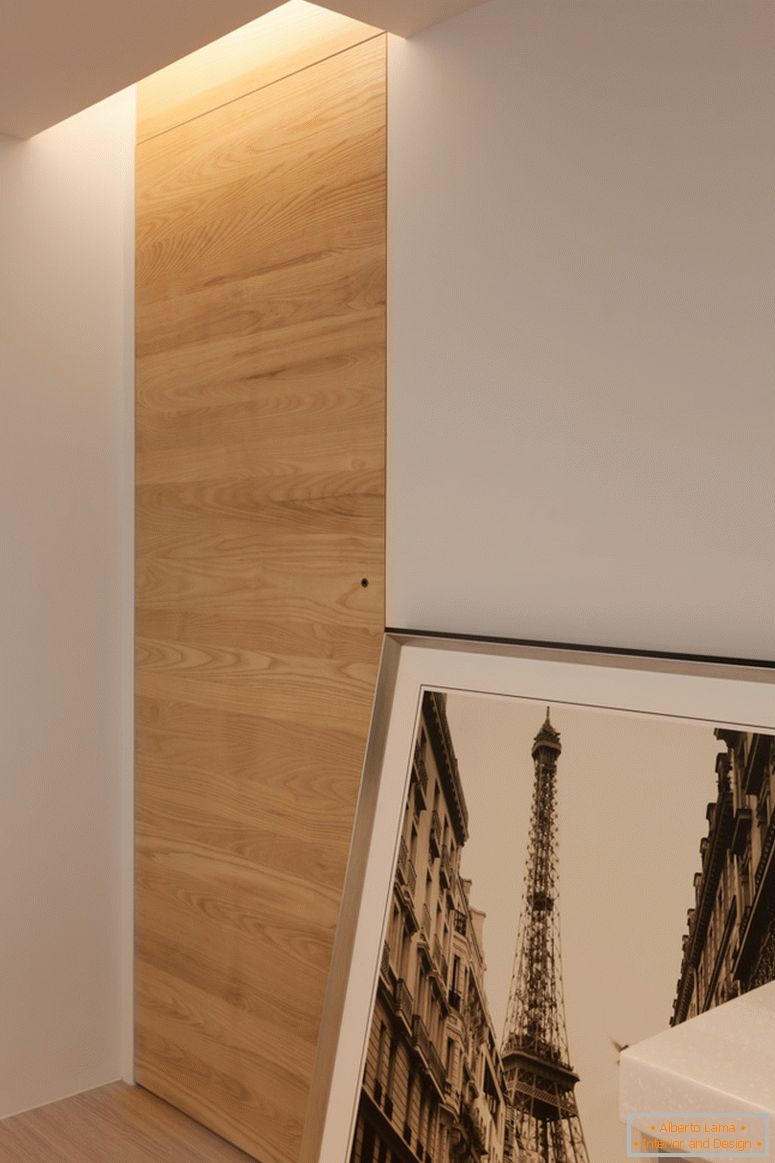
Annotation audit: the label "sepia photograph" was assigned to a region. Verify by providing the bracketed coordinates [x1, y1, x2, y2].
[336, 665, 775, 1163]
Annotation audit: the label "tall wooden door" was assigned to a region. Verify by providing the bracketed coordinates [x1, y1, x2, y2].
[135, 10, 386, 1162]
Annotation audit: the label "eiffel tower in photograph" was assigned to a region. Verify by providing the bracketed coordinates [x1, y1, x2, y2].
[501, 710, 591, 1163]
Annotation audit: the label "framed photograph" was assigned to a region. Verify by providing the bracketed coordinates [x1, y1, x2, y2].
[301, 634, 775, 1163]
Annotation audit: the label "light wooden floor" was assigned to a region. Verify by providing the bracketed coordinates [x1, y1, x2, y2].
[0, 1082, 255, 1162]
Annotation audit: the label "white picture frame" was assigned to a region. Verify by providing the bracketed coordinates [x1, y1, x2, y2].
[300, 633, 775, 1163]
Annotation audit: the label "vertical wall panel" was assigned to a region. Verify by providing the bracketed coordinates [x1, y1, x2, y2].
[135, 21, 385, 1163]
[0, 88, 133, 1121]
[387, 0, 775, 660]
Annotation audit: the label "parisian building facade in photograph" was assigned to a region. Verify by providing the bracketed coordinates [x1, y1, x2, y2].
[350, 691, 508, 1163]
[672, 729, 775, 1024]
[349, 696, 591, 1163]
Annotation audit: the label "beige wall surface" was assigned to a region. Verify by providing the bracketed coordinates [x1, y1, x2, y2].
[387, 0, 775, 661]
[0, 90, 135, 1116]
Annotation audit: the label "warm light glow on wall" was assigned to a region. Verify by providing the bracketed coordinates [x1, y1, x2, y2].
[137, 1, 380, 143]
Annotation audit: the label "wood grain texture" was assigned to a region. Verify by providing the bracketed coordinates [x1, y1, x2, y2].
[137, 0, 380, 144]
[0, 1083, 252, 1162]
[135, 28, 385, 1163]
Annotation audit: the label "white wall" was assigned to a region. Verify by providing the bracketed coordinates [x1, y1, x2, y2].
[0, 89, 134, 1116]
[388, 0, 775, 661]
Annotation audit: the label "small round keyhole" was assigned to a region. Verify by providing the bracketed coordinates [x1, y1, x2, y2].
[360, 577, 369, 588]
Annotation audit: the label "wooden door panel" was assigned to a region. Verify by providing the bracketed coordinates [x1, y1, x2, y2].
[135, 30, 386, 1163]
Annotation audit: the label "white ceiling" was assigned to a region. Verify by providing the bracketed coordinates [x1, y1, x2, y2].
[315, 0, 488, 37]
[0, 0, 488, 139]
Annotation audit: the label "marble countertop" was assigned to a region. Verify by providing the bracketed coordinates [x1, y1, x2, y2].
[619, 981, 775, 1161]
